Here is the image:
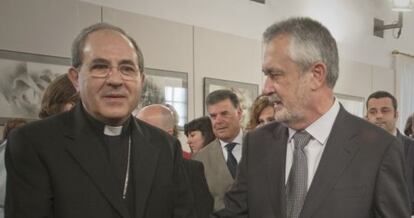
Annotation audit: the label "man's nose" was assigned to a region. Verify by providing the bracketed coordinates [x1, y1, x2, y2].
[262, 77, 274, 95]
[214, 115, 224, 124]
[106, 69, 124, 85]
[375, 112, 384, 119]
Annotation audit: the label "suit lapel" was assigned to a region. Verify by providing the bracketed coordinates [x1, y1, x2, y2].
[130, 119, 160, 218]
[396, 130, 409, 156]
[64, 106, 130, 218]
[266, 124, 289, 218]
[300, 107, 361, 218]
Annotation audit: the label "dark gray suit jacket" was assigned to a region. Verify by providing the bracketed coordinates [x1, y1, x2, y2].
[5, 104, 193, 218]
[215, 107, 410, 218]
[397, 130, 414, 214]
[183, 159, 214, 218]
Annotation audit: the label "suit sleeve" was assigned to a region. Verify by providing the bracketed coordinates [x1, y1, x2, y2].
[404, 138, 414, 215]
[5, 128, 53, 218]
[172, 139, 195, 218]
[374, 138, 411, 217]
[190, 160, 214, 218]
[212, 134, 249, 218]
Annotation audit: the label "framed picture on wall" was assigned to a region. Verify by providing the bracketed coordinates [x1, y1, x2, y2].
[0, 50, 70, 125]
[203, 77, 259, 128]
[138, 68, 188, 128]
[335, 93, 365, 118]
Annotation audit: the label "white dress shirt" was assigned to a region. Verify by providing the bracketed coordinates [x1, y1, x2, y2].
[219, 129, 243, 163]
[285, 99, 340, 190]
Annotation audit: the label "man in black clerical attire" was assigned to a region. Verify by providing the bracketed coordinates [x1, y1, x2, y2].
[5, 23, 193, 218]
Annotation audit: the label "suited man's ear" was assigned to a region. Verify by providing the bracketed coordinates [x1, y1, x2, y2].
[236, 106, 243, 122]
[309, 61, 327, 90]
[166, 128, 174, 136]
[68, 67, 80, 91]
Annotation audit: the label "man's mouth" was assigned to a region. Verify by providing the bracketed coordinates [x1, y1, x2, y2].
[103, 92, 126, 99]
[268, 94, 283, 110]
[215, 127, 227, 131]
[102, 93, 127, 103]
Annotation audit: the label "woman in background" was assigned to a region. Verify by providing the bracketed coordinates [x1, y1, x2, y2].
[246, 94, 276, 130]
[38, 74, 79, 119]
[184, 116, 215, 154]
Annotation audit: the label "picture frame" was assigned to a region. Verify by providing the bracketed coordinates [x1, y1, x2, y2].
[334, 93, 365, 118]
[0, 50, 71, 125]
[203, 77, 259, 128]
[139, 68, 188, 128]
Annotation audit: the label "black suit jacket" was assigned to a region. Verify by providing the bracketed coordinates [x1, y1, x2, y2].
[183, 159, 214, 218]
[397, 130, 414, 214]
[5, 105, 193, 218]
[215, 107, 410, 218]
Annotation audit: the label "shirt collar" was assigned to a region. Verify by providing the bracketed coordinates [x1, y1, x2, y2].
[219, 128, 243, 147]
[392, 128, 398, 136]
[104, 125, 123, 136]
[288, 98, 340, 145]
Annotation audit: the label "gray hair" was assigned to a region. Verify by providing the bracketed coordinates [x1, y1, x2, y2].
[263, 17, 339, 88]
[71, 22, 144, 73]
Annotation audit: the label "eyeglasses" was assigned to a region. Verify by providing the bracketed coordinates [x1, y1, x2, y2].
[85, 63, 140, 81]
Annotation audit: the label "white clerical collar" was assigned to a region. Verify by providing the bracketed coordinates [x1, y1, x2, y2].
[104, 125, 123, 136]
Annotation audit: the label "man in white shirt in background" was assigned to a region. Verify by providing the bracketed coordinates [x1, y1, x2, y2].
[192, 89, 243, 211]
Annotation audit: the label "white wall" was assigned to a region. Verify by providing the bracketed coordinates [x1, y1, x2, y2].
[81, 0, 414, 68]
[0, 0, 101, 57]
[193, 27, 262, 118]
[80, 0, 414, 110]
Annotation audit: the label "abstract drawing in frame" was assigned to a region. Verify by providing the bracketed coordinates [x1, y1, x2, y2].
[138, 68, 188, 128]
[0, 50, 70, 124]
[335, 93, 365, 118]
[203, 77, 259, 128]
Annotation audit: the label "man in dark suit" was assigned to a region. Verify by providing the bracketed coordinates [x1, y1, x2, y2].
[214, 17, 410, 218]
[366, 90, 414, 214]
[5, 23, 192, 218]
[136, 103, 214, 218]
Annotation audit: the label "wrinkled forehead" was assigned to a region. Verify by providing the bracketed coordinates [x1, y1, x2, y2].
[82, 30, 137, 62]
[208, 99, 238, 112]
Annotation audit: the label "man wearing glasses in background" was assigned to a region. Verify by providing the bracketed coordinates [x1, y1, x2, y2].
[5, 23, 192, 218]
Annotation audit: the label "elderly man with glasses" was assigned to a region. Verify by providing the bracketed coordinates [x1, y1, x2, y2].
[5, 23, 193, 218]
